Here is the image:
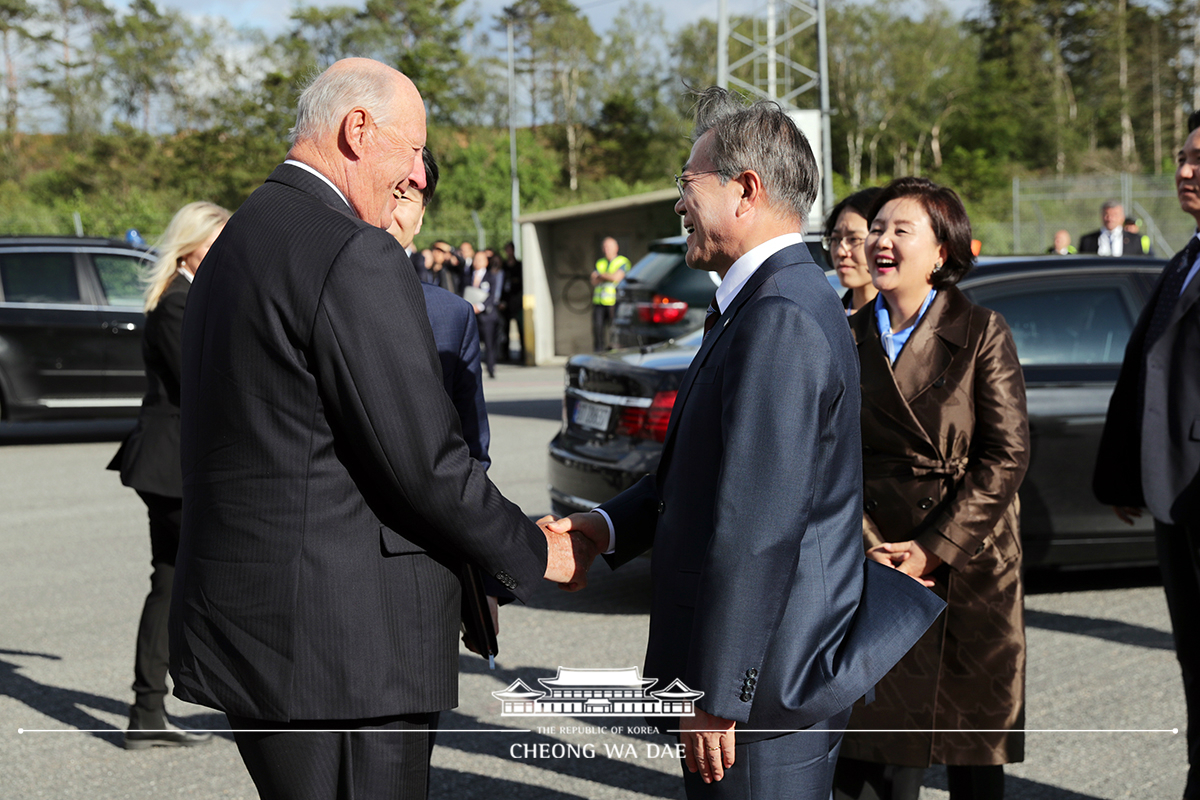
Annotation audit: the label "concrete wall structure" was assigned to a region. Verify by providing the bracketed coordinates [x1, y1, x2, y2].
[520, 188, 682, 364]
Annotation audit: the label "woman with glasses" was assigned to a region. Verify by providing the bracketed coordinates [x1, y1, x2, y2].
[822, 187, 882, 315]
[833, 177, 1030, 800]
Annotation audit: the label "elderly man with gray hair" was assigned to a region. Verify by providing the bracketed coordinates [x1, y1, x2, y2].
[170, 57, 595, 799]
[547, 87, 943, 799]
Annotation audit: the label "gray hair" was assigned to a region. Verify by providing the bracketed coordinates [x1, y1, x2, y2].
[691, 86, 818, 229]
[1101, 199, 1123, 212]
[289, 62, 398, 145]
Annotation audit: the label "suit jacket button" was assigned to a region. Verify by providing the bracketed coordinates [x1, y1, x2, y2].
[496, 571, 516, 589]
[918, 497, 934, 510]
[746, 668, 758, 677]
[746, 677, 756, 687]
[975, 544, 985, 555]
[740, 692, 752, 702]
[933, 376, 946, 388]
[864, 499, 878, 512]
[657, 501, 665, 514]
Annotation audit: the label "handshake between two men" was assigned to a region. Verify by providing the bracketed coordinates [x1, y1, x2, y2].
[537, 511, 610, 591]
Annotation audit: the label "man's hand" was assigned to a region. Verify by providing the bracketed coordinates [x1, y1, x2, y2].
[866, 540, 939, 588]
[680, 707, 736, 783]
[539, 517, 598, 591]
[544, 512, 610, 557]
[1113, 506, 1143, 525]
[589, 271, 602, 286]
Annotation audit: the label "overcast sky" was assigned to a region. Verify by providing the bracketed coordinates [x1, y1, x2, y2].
[140, 0, 986, 39]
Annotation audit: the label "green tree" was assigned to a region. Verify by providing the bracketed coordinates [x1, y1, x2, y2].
[97, 0, 187, 132]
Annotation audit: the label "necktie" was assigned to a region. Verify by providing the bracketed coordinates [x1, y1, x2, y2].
[703, 298, 721, 339]
[1145, 236, 1200, 350]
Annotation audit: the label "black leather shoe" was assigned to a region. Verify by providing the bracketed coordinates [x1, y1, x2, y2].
[124, 720, 213, 750]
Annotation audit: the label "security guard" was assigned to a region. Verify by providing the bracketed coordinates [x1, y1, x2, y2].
[591, 236, 631, 351]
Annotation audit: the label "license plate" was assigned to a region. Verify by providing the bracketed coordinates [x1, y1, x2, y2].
[616, 303, 633, 320]
[573, 400, 612, 431]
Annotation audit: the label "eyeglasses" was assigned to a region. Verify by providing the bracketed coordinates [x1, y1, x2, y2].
[821, 235, 867, 252]
[673, 170, 726, 199]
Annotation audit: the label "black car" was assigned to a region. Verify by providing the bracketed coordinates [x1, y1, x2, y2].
[548, 255, 1164, 569]
[0, 236, 150, 421]
[609, 235, 828, 348]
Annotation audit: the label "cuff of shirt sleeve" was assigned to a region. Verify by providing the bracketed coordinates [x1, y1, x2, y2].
[592, 508, 616, 554]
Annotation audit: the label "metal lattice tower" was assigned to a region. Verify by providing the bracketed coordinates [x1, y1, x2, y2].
[717, 0, 834, 217]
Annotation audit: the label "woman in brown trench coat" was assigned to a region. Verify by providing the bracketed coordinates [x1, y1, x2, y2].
[832, 178, 1030, 800]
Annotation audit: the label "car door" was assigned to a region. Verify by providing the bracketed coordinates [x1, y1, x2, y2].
[0, 249, 106, 418]
[962, 270, 1156, 567]
[89, 250, 149, 403]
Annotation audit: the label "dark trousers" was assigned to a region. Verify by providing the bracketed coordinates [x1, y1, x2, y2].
[682, 708, 851, 799]
[130, 490, 181, 727]
[227, 712, 437, 800]
[833, 758, 1004, 800]
[478, 312, 501, 378]
[502, 304, 524, 363]
[592, 304, 614, 351]
[1157, 518, 1200, 799]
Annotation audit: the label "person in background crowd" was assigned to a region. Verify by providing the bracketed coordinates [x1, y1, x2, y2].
[590, 236, 630, 351]
[1093, 110, 1200, 800]
[107, 200, 230, 750]
[836, 177, 1030, 800]
[1079, 200, 1147, 256]
[500, 240, 524, 364]
[429, 240, 458, 293]
[1048, 229, 1076, 255]
[1124, 217, 1153, 256]
[465, 251, 504, 378]
[823, 187, 882, 315]
[458, 240, 476, 289]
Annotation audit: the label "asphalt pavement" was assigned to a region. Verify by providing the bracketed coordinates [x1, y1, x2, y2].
[0, 363, 1188, 799]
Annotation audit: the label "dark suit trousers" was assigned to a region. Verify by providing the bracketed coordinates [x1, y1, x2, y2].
[682, 708, 851, 799]
[592, 304, 614, 351]
[131, 490, 181, 726]
[227, 712, 437, 800]
[478, 313, 501, 378]
[1157, 519, 1200, 799]
[833, 760, 1004, 800]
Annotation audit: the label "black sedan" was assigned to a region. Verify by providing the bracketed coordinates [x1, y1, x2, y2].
[548, 256, 1164, 569]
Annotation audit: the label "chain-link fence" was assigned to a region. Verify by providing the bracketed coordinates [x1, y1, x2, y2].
[1006, 174, 1192, 257]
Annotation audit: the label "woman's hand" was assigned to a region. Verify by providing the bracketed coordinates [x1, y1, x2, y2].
[865, 540, 941, 588]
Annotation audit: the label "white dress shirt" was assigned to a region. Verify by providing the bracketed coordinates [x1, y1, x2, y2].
[1097, 227, 1123, 257]
[283, 159, 350, 210]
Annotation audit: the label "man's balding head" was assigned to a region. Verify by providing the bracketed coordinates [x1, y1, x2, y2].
[287, 58, 427, 230]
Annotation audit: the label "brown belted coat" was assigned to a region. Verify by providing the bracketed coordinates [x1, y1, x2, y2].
[840, 286, 1030, 767]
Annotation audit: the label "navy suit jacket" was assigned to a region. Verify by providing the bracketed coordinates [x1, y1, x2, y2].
[1078, 229, 1146, 256]
[600, 243, 944, 740]
[422, 283, 489, 470]
[1095, 241, 1200, 524]
[170, 164, 547, 721]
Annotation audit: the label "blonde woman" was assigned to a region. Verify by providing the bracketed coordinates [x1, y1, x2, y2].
[108, 201, 229, 749]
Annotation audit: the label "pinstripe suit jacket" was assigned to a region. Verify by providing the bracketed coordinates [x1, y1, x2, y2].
[169, 164, 547, 721]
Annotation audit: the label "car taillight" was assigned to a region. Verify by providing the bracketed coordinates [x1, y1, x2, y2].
[615, 390, 677, 443]
[636, 294, 689, 325]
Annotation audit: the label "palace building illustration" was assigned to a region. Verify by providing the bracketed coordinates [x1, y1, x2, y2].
[492, 667, 704, 716]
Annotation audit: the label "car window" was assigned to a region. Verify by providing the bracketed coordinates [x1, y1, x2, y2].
[94, 254, 147, 307]
[0, 252, 82, 304]
[625, 250, 687, 284]
[965, 279, 1135, 365]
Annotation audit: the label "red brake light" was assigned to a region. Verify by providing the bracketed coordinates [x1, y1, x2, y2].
[636, 294, 689, 325]
[615, 390, 677, 443]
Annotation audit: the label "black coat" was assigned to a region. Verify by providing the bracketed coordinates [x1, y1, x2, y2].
[108, 273, 190, 497]
[1094, 241, 1200, 524]
[1078, 229, 1146, 256]
[169, 164, 547, 722]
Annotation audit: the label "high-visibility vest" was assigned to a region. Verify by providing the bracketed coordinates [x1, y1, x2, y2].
[592, 255, 631, 306]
